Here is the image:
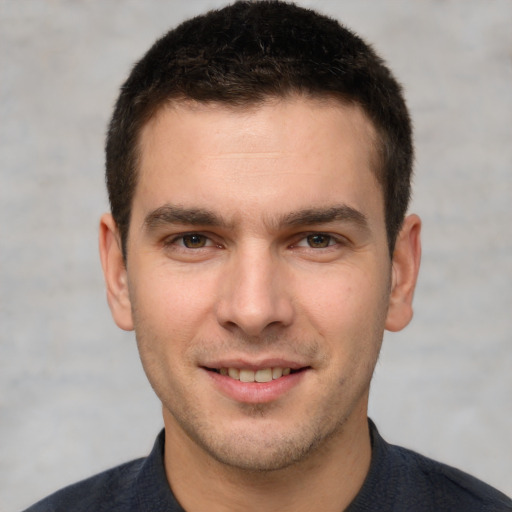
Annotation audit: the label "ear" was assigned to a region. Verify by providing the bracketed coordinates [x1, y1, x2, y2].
[385, 214, 422, 332]
[98, 213, 134, 331]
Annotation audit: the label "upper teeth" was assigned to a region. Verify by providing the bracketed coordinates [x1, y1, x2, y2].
[219, 367, 291, 383]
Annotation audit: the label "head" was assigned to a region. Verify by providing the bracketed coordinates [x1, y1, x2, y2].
[105, 0, 413, 259]
[99, 0, 421, 480]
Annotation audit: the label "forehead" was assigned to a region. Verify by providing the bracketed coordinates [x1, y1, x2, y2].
[141, 95, 379, 156]
[134, 96, 383, 227]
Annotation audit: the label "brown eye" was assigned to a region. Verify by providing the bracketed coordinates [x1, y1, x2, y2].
[306, 234, 332, 248]
[182, 234, 207, 248]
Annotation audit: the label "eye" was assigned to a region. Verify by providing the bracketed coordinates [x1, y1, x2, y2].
[161, 232, 223, 261]
[164, 233, 217, 250]
[305, 234, 335, 248]
[181, 234, 209, 248]
[294, 233, 338, 249]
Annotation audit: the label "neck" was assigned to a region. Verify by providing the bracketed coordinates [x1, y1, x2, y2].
[162, 406, 372, 512]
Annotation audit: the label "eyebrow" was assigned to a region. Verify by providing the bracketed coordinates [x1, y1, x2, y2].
[144, 205, 232, 231]
[279, 206, 369, 230]
[143, 204, 369, 232]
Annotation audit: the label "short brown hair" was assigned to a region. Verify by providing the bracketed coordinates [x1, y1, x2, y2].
[106, 1, 413, 257]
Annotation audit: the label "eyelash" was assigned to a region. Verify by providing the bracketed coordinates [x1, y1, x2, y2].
[292, 233, 343, 249]
[163, 233, 219, 250]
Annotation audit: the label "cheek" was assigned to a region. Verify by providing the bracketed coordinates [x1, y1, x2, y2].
[130, 271, 205, 380]
[131, 265, 217, 328]
[296, 263, 389, 343]
[298, 265, 369, 312]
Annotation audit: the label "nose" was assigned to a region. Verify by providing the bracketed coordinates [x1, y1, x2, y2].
[215, 244, 294, 338]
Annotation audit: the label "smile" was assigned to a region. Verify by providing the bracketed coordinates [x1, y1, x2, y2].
[212, 367, 293, 383]
[204, 364, 310, 402]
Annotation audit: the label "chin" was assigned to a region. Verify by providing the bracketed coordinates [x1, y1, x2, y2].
[188, 418, 335, 473]
[207, 437, 313, 472]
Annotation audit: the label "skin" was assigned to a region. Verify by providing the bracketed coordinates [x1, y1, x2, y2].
[100, 96, 421, 512]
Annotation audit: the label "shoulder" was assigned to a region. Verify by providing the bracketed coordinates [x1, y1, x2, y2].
[23, 430, 180, 512]
[389, 443, 512, 511]
[348, 420, 512, 512]
[22, 457, 146, 512]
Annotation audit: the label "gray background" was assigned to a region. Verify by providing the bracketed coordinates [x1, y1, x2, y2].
[1, 1, 511, 510]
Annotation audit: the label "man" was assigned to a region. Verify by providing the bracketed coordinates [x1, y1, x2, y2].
[25, 1, 511, 511]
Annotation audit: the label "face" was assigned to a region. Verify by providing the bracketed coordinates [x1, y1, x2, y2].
[100, 96, 420, 472]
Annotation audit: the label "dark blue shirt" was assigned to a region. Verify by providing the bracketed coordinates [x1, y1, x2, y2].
[24, 420, 512, 511]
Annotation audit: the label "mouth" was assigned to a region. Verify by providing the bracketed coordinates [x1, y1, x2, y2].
[203, 362, 311, 403]
[205, 366, 308, 383]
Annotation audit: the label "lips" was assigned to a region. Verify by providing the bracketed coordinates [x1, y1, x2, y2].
[203, 359, 309, 404]
[205, 363, 308, 403]
[201, 357, 310, 402]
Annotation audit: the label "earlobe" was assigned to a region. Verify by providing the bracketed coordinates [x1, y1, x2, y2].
[385, 214, 422, 332]
[98, 213, 134, 331]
